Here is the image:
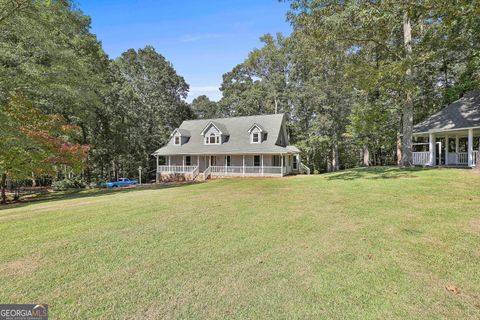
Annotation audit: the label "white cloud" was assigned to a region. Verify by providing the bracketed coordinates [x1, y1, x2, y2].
[180, 33, 226, 43]
[187, 86, 222, 103]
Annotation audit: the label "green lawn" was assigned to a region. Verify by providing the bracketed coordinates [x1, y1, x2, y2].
[1, 167, 480, 319]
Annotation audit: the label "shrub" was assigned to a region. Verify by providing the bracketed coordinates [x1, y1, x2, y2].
[52, 179, 85, 191]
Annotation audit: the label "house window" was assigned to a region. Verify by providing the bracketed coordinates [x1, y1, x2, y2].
[174, 136, 180, 145]
[293, 156, 298, 169]
[273, 155, 280, 166]
[254, 155, 260, 167]
[210, 156, 217, 166]
[226, 155, 231, 166]
[209, 133, 216, 144]
[205, 133, 221, 145]
[185, 156, 191, 166]
[252, 132, 260, 143]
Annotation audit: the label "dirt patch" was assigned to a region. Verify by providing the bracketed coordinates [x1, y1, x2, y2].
[1, 255, 40, 276]
[464, 218, 480, 234]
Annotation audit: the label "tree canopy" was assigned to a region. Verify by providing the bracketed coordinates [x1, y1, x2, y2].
[1, 0, 479, 202]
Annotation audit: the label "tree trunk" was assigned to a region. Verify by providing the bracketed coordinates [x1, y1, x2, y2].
[333, 142, 339, 171]
[396, 132, 402, 165]
[361, 145, 370, 167]
[401, 10, 414, 167]
[31, 172, 36, 187]
[328, 142, 339, 172]
[1, 173, 7, 204]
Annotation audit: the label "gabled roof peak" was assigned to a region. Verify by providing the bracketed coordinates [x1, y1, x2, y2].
[200, 121, 229, 135]
[170, 128, 191, 137]
[247, 123, 266, 133]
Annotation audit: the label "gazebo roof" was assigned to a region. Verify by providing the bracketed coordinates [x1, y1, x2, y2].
[413, 90, 480, 134]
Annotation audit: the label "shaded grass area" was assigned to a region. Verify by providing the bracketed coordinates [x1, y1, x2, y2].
[1, 167, 479, 319]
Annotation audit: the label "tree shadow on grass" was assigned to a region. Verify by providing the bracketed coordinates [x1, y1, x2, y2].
[0, 182, 204, 211]
[325, 166, 426, 181]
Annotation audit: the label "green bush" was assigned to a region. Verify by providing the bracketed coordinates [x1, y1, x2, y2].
[52, 179, 85, 191]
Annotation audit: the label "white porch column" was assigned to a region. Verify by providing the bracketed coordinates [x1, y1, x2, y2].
[182, 156, 185, 172]
[197, 155, 199, 168]
[225, 155, 227, 174]
[468, 128, 474, 166]
[455, 136, 459, 164]
[429, 133, 435, 166]
[445, 135, 449, 165]
[242, 155, 245, 176]
[155, 155, 159, 183]
[168, 156, 171, 167]
[261, 154, 264, 176]
[280, 154, 284, 176]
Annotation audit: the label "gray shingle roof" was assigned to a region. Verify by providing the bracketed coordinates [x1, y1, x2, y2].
[413, 90, 480, 133]
[153, 113, 299, 155]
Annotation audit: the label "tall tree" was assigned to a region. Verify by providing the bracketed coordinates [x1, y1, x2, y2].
[0, 96, 88, 203]
[190, 95, 219, 119]
[220, 34, 290, 116]
[98, 46, 191, 180]
[288, 0, 480, 169]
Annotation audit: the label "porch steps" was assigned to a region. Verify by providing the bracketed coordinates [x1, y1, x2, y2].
[194, 172, 210, 181]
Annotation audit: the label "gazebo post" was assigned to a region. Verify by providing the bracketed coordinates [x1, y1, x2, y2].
[429, 133, 435, 166]
[455, 136, 459, 164]
[445, 135, 449, 165]
[468, 128, 474, 166]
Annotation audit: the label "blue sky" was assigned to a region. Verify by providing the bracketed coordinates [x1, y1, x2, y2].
[77, 0, 292, 102]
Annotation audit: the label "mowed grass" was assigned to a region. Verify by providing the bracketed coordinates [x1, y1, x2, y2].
[1, 167, 480, 319]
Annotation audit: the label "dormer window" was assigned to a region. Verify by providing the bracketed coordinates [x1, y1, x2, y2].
[205, 133, 220, 144]
[201, 121, 226, 145]
[170, 128, 191, 146]
[248, 123, 266, 144]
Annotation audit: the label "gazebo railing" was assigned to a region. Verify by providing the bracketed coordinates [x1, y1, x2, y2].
[413, 151, 478, 166]
[412, 152, 430, 165]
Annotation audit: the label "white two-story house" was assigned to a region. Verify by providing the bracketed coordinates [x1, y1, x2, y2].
[153, 113, 302, 181]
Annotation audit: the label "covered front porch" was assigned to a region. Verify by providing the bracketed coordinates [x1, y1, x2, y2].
[412, 128, 479, 167]
[155, 153, 300, 181]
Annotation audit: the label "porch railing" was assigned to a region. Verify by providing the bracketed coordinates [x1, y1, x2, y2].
[157, 165, 197, 173]
[412, 152, 430, 165]
[447, 152, 478, 165]
[456, 152, 469, 164]
[203, 166, 211, 179]
[414, 151, 478, 166]
[192, 166, 199, 180]
[210, 166, 284, 175]
[299, 162, 310, 175]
